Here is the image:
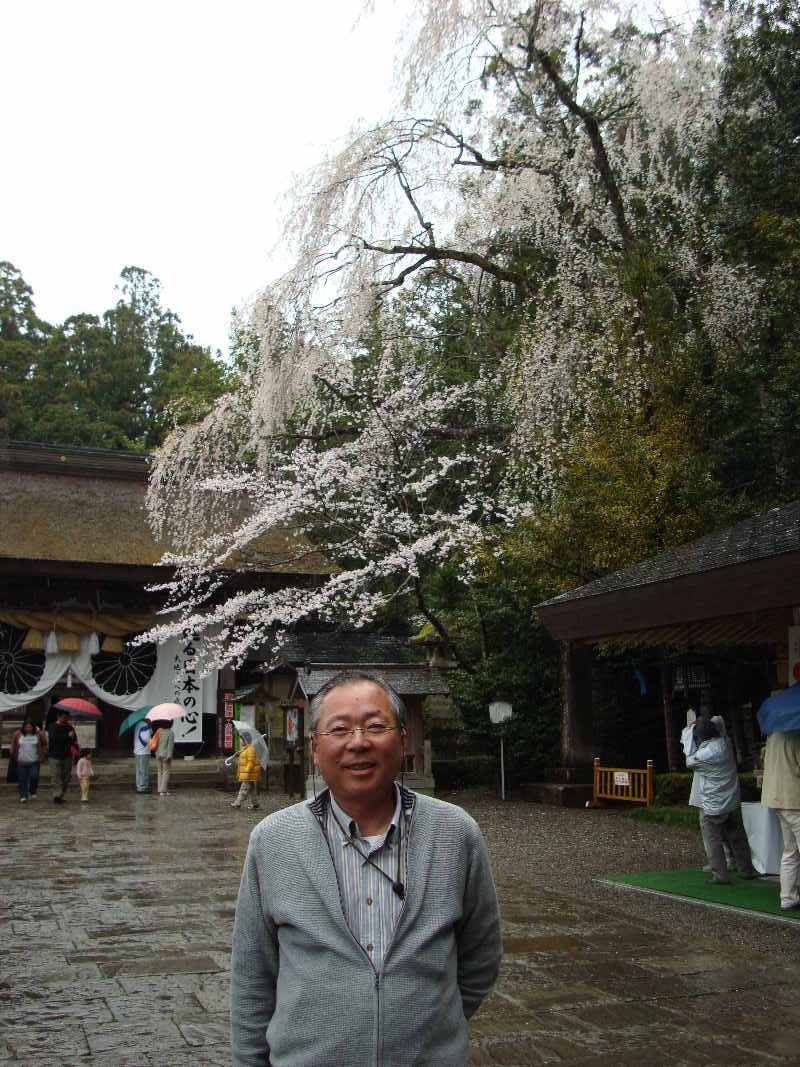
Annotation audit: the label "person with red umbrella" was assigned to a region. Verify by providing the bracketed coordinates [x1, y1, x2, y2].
[47, 708, 79, 804]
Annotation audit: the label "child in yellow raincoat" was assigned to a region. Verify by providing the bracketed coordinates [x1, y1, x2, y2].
[231, 741, 262, 810]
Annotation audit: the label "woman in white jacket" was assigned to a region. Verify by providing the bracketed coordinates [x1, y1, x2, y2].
[686, 716, 757, 884]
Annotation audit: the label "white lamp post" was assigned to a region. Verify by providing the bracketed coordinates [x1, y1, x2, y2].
[488, 701, 513, 800]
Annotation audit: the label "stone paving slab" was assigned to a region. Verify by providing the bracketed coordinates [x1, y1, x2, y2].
[3, 787, 800, 1064]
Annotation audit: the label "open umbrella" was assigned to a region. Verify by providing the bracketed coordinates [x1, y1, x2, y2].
[145, 702, 185, 724]
[53, 697, 101, 719]
[757, 683, 800, 736]
[119, 706, 152, 737]
[228, 720, 270, 770]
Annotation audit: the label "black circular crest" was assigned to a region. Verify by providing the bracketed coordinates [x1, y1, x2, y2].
[0, 624, 46, 695]
[91, 639, 157, 696]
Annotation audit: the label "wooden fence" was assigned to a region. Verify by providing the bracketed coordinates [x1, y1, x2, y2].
[592, 757, 653, 808]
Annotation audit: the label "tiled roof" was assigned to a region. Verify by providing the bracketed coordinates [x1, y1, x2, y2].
[539, 501, 800, 608]
[272, 632, 422, 666]
[262, 631, 451, 695]
[297, 666, 450, 697]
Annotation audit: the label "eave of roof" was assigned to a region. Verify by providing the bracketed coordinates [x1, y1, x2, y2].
[539, 502, 800, 609]
[0, 440, 149, 481]
[537, 502, 800, 644]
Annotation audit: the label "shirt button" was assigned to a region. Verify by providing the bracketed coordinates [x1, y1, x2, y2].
[366, 897, 373, 906]
[366, 943, 373, 952]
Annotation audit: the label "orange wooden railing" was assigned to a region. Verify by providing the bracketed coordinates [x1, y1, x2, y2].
[592, 757, 653, 808]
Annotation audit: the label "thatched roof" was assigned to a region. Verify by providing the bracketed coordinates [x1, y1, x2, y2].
[0, 443, 328, 575]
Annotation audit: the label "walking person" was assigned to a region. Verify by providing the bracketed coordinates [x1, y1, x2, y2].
[28, 721, 46, 797]
[230, 735, 262, 811]
[10, 720, 46, 803]
[76, 749, 94, 802]
[231, 669, 501, 1067]
[153, 722, 175, 796]
[760, 728, 800, 912]
[133, 719, 152, 793]
[47, 709, 79, 804]
[686, 716, 758, 884]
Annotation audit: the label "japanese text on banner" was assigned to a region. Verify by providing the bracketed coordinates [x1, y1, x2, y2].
[173, 635, 203, 743]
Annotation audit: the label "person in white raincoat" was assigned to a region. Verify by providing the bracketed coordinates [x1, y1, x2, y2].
[686, 716, 757, 884]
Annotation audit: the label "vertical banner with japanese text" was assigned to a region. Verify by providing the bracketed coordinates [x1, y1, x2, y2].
[172, 633, 204, 743]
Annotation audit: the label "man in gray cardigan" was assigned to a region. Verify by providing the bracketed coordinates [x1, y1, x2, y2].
[231, 670, 502, 1066]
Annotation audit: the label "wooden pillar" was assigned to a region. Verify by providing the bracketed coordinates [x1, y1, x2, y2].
[660, 663, 680, 772]
[560, 640, 593, 779]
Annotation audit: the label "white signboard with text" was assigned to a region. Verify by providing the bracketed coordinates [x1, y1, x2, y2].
[173, 634, 203, 743]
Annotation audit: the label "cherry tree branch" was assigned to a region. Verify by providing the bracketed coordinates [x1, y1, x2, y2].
[361, 238, 531, 295]
[414, 578, 475, 675]
[534, 48, 634, 251]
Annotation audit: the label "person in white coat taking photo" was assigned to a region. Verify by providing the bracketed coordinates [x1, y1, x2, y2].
[686, 716, 758, 885]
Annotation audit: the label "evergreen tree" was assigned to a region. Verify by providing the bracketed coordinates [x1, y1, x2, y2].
[0, 263, 230, 450]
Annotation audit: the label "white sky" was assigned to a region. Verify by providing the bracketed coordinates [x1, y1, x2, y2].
[2, 0, 693, 359]
[1, 0, 405, 356]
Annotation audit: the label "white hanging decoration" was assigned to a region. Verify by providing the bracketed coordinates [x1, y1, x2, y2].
[87, 632, 100, 655]
[45, 629, 59, 655]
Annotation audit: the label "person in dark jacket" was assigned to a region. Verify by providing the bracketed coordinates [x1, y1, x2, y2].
[47, 709, 78, 803]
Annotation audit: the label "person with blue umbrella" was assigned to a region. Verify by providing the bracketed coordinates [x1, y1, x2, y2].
[118, 707, 153, 794]
[759, 681, 800, 911]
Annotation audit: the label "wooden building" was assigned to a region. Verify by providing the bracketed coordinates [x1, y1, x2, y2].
[537, 502, 800, 777]
[0, 441, 327, 752]
[236, 632, 452, 794]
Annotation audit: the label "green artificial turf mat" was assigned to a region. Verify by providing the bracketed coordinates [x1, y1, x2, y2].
[604, 867, 800, 922]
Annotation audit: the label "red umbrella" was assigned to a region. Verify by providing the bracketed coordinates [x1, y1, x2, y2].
[52, 697, 102, 718]
[145, 702, 185, 723]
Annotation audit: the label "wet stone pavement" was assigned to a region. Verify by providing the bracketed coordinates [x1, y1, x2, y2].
[2, 786, 800, 1066]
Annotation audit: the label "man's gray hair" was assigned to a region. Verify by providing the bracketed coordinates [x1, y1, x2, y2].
[309, 669, 406, 733]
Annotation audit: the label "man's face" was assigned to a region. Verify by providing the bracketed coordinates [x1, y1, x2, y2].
[311, 682, 405, 806]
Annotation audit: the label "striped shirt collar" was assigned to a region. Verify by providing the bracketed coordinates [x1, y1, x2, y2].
[308, 782, 416, 825]
[329, 785, 402, 848]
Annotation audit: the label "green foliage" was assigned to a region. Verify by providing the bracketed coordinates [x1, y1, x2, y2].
[653, 772, 760, 807]
[628, 806, 700, 829]
[654, 773, 693, 807]
[432, 755, 497, 790]
[697, 0, 800, 501]
[0, 263, 230, 450]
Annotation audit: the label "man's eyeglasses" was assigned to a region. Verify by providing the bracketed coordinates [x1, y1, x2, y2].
[316, 724, 400, 740]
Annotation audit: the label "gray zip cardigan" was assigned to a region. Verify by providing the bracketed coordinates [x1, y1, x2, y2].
[230, 787, 502, 1067]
